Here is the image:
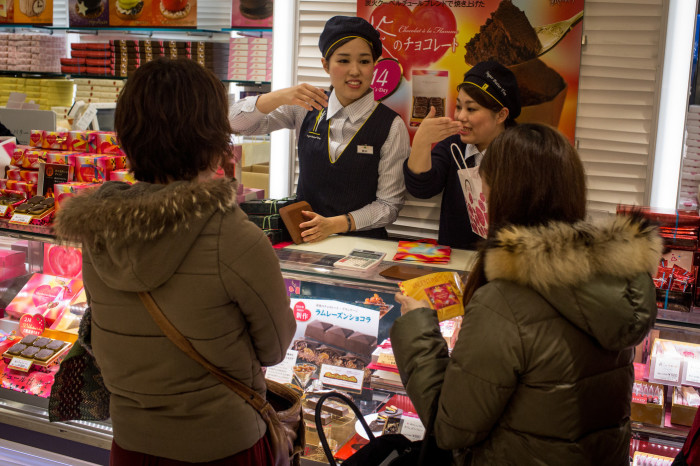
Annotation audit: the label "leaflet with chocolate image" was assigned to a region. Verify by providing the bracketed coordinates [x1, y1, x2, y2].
[288, 297, 379, 391]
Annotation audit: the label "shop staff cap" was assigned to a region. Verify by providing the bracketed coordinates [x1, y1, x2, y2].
[462, 60, 522, 119]
[319, 16, 382, 59]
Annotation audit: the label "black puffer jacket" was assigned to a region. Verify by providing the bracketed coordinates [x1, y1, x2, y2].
[391, 215, 662, 465]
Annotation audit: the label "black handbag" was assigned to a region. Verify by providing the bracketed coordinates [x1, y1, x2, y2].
[314, 392, 452, 466]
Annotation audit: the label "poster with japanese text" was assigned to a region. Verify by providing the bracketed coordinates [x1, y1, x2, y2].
[288, 297, 380, 391]
[357, 0, 584, 143]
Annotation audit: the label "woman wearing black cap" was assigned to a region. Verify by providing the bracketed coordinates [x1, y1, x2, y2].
[403, 60, 521, 249]
[230, 16, 410, 242]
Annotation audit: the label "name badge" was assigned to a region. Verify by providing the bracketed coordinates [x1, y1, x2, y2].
[357, 145, 373, 155]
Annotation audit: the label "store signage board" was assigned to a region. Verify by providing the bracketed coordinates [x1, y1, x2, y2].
[0, 108, 56, 145]
[357, 0, 585, 144]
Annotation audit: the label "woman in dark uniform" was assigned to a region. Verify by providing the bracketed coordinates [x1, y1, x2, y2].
[229, 16, 410, 242]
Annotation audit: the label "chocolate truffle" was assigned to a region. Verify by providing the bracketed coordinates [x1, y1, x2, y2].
[7, 343, 26, 355]
[34, 349, 54, 361]
[33, 337, 51, 348]
[46, 340, 66, 351]
[19, 335, 38, 345]
[20, 346, 39, 358]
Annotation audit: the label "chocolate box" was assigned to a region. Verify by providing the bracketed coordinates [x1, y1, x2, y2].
[239, 197, 296, 216]
[631, 381, 664, 426]
[671, 386, 699, 427]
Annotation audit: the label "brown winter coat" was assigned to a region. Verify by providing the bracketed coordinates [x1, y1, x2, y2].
[391, 215, 662, 465]
[54, 178, 295, 462]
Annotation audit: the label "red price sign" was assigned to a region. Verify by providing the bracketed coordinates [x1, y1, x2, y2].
[293, 301, 311, 322]
[372, 59, 402, 101]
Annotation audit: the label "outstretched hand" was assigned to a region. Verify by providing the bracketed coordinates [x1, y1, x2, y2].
[257, 84, 329, 113]
[413, 106, 462, 147]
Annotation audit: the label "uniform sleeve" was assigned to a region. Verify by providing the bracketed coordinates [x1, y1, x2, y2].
[403, 137, 455, 199]
[229, 95, 307, 136]
[351, 115, 410, 230]
[391, 286, 523, 450]
[219, 214, 296, 366]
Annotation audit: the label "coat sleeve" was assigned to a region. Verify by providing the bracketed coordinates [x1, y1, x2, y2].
[402, 137, 454, 199]
[220, 213, 296, 366]
[391, 286, 523, 450]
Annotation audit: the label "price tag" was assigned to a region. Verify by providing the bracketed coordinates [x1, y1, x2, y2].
[377, 352, 396, 367]
[264, 350, 297, 385]
[320, 364, 364, 393]
[686, 359, 700, 384]
[654, 356, 681, 383]
[0, 205, 8, 216]
[399, 414, 425, 441]
[9, 213, 32, 225]
[8, 357, 32, 372]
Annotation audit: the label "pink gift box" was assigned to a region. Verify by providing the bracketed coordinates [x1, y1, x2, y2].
[0, 249, 25, 268]
[46, 151, 75, 165]
[11, 146, 29, 167]
[43, 244, 82, 280]
[0, 137, 16, 165]
[6, 169, 38, 184]
[41, 131, 68, 150]
[66, 131, 91, 152]
[55, 182, 100, 210]
[29, 130, 43, 148]
[5, 180, 37, 196]
[108, 169, 135, 183]
[90, 132, 125, 155]
[22, 149, 48, 170]
[70, 154, 112, 182]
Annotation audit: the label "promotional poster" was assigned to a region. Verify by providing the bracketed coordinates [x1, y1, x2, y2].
[357, 0, 584, 143]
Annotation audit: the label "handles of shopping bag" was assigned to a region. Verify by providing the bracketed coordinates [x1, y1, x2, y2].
[314, 392, 374, 466]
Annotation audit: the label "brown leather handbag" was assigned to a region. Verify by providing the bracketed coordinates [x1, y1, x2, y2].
[138, 292, 304, 466]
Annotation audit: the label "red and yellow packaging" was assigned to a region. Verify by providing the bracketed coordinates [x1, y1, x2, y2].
[399, 271, 465, 321]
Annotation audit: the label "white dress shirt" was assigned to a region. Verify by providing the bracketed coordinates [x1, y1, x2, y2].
[229, 90, 410, 231]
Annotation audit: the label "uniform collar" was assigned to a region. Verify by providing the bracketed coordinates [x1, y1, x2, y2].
[326, 89, 377, 123]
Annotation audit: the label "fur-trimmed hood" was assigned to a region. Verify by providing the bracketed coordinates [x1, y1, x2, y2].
[484, 214, 662, 350]
[54, 178, 238, 291]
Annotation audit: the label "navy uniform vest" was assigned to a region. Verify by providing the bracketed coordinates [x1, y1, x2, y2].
[297, 101, 398, 239]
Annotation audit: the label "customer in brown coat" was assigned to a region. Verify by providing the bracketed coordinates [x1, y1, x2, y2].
[391, 124, 662, 465]
[54, 58, 296, 464]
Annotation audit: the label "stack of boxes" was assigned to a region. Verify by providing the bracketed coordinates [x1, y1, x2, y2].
[618, 205, 700, 312]
[0, 77, 74, 112]
[0, 33, 65, 73]
[239, 197, 295, 245]
[5, 130, 133, 220]
[228, 36, 272, 82]
[60, 40, 230, 79]
[74, 78, 123, 104]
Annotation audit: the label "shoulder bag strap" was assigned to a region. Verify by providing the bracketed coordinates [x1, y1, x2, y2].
[137, 291, 268, 413]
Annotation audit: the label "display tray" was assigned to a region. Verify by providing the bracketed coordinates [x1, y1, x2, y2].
[2, 338, 71, 370]
[0, 219, 53, 238]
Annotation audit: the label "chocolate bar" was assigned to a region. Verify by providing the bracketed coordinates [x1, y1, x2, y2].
[304, 322, 377, 356]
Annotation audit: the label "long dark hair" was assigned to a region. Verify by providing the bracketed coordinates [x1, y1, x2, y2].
[115, 58, 234, 183]
[463, 123, 587, 303]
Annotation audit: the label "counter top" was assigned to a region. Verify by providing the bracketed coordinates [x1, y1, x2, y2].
[284, 236, 476, 272]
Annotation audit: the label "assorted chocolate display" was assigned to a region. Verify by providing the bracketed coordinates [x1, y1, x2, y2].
[3, 334, 69, 367]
